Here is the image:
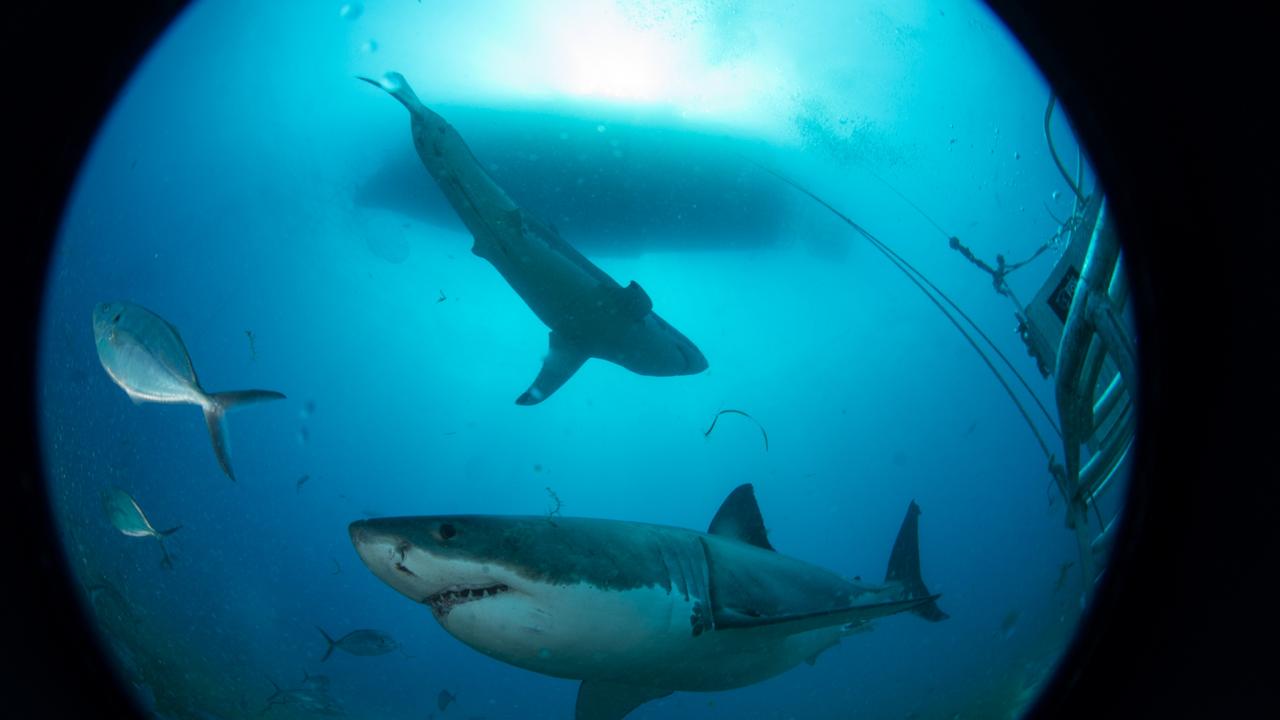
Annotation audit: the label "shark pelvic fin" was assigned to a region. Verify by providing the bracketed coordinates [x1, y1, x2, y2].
[707, 483, 776, 551]
[885, 500, 949, 622]
[575, 680, 671, 720]
[516, 332, 588, 405]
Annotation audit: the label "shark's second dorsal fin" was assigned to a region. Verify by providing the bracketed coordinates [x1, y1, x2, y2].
[708, 484, 775, 551]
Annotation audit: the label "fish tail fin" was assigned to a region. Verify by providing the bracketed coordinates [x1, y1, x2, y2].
[157, 540, 174, 571]
[316, 626, 336, 662]
[884, 500, 949, 622]
[202, 389, 287, 481]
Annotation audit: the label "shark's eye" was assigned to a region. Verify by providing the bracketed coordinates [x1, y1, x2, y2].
[439, 523, 457, 540]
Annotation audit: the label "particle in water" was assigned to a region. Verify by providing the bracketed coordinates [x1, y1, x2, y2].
[339, 2, 363, 20]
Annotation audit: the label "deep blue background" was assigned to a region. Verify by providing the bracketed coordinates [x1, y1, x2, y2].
[36, 1, 1112, 718]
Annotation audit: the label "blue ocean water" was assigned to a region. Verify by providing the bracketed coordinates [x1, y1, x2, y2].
[36, 1, 1118, 719]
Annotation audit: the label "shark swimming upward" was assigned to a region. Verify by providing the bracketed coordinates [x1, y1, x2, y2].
[360, 72, 708, 405]
[350, 484, 947, 719]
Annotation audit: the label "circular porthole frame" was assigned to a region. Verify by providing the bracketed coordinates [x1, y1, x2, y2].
[4, 2, 1259, 717]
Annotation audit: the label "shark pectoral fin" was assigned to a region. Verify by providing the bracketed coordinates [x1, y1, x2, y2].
[612, 280, 653, 320]
[516, 332, 588, 405]
[575, 681, 671, 720]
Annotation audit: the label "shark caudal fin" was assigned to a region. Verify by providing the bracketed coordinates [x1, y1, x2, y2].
[202, 389, 286, 481]
[357, 72, 428, 114]
[884, 500, 949, 622]
[316, 626, 337, 662]
[516, 331, 588, 405]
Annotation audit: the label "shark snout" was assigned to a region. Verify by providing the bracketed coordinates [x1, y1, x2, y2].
[348, 520, 368, 545]
[680, 341, 709, 374]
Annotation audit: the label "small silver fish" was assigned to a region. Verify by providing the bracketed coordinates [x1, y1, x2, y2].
[316, 627, 399, 661]
[102, 487, 181, 568]
[92, 301, 286, 480]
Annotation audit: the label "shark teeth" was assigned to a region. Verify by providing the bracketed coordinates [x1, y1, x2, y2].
[425, 584, 511, 617]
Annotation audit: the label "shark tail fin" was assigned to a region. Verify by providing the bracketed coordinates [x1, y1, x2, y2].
[316, 626, 336, 662]
[202, 390, 287, 481]
[884, 500, 949, 622]
[357, 72, 427, 113]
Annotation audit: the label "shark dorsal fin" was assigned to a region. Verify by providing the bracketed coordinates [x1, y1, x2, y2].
[707, 484, 775, 551]
[613, 280, 653, 320]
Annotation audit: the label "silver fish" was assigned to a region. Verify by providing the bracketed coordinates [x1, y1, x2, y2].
[263, 676, 345, 716]
[92, 301, 285, 480]
[315, 627, 399, 661]
[102, 487, 181, 569]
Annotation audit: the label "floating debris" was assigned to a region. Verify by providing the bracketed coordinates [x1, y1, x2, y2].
[360, 39, 378, 54]
[298, 427, 310, 446]
[703, 409, 768, 451]
[330, 557, 342, 575]
[545, 487, 563, 518]
[438, 689, 457, 711]
[437, 289, 447, 303]
[296, 474, 311, 493]
[338, 2, 363, 20]
[245, 330, 256, 360]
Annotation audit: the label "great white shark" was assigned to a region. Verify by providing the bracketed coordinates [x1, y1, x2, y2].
[360, 72, 708, 405]
[350, 484, 947, 719]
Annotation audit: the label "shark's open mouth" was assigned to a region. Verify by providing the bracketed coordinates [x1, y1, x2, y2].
[424, 583, 511, 617]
